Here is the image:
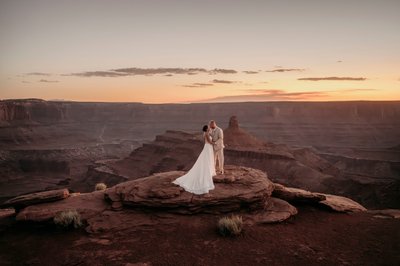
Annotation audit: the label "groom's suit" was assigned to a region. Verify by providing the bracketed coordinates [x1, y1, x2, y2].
[210, 126, 225, 173]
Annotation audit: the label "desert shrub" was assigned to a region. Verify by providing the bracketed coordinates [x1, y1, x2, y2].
[95, 182, 107, 191]
[53, 209, 82, 229]
[218, 215, 243, 236]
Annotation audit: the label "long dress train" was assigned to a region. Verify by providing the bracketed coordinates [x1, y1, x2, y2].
[172, 134, 216, 194]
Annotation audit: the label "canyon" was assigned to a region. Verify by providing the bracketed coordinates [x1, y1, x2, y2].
[0, 99, 399, 208]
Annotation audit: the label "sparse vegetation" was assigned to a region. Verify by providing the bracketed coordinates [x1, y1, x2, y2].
[218, 215, 243, 236]
[53, 209, 82, 229]
[95, 182, 107, 191]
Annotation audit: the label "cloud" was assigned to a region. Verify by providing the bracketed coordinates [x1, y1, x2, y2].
[39, 79, 59, 83]
[21, 81, 31, 83]
[25, 72, 52, 76]
[66, 71, 127, 77]
[182, 83, 213, 88]
[210, 68, 237, 74]
[298, 77, 367, 81]
[112, 67, 208, 76]
[243, 71, 258, 74]
[199, 89, 326, 102]
[198, 88, 376, 103]
[266, 68, 305, 72]
[212, 79, 239, 84]
[66, 67, 238, 77]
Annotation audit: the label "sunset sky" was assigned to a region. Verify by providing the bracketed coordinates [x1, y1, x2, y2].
[0, 0, 399, 103]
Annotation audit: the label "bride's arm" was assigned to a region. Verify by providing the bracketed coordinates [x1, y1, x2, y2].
[204, 132, 213, 144]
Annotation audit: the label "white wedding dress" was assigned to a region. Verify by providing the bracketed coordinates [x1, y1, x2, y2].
[172, 133, 216, 194]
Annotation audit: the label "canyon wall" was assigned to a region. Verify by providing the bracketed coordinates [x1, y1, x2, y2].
[1, 99, 400, 149]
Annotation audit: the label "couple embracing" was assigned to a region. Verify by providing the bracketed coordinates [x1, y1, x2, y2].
[172, 120, 224, 195]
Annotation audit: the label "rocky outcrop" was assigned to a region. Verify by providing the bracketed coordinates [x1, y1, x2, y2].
[272, 183, 367, 212]
[104, 165, 275, 214]
[0, 165, 373, 233]
[16, 191, 107, 222]
[368, 209, 400, 219]
[1, 188, 70, 209]
[272, 183, 326, 203]
[248, 197, 298, 224]
[319, 194, 367, 212]
[224, 116, 265, 148]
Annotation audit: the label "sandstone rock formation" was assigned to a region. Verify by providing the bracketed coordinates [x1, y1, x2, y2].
[104, 166, 275, 214]
[1, 165, 372, 234]
[224, 115, 265, 148]
[248, 197, 298, 224]
[272, 183, 367, 212]
[16, 190, 107, 222]
[319, 194, 367, 212]
[272, 183, 326, 203]
[1, 188, 70, 210]
[368, 209, 400, 219]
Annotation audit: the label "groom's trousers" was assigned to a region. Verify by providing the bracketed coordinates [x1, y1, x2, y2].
[214, 148, 224, 173]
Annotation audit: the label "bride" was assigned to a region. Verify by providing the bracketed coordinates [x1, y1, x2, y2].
[172, 124, 216, 195]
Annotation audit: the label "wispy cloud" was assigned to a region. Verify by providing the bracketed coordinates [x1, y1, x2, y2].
[266, 68, 305, 72]
[66, 71, 127, 77]
[198, 88, 376, 103]
[298, 77, 367, 81]
[199, 89, 326, 102]
[212, 79, 239, 84]
[25, 72, 52, 76]
[211, 68, 237, 74]
[182, 83, 213, 88]
[243, 71, 258, 74]
[39, 79, 59, 83]
[66, 67, 238, 77]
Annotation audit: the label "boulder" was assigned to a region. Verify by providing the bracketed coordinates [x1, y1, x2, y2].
[318, 194, 367, 212]
[272, 183, 366, 213]
[105, 165, 275, 214]
[368, 209, 400, 219]
[272, 183, 326, 203]
[249, 197, 298, 224]
[1, 188, 70, 210]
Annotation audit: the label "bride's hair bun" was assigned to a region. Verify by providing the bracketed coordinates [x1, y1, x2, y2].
[202, 125, 208, 132]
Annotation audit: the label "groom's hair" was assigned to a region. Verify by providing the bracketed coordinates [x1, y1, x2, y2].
[202, 125, 208, 132]
[209, 120, 215, 125]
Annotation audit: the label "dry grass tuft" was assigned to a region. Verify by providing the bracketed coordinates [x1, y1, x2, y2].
[53, 209, 82, 228]
[95, 182, 107, 191]
[218, 215, 243, 236]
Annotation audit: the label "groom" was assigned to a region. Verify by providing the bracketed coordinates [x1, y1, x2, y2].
[209, 120, 225, 174]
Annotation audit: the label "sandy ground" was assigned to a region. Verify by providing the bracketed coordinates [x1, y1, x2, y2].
[0, 206, 399, 266]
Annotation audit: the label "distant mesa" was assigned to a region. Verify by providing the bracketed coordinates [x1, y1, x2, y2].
[224, 116, 266, 148]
